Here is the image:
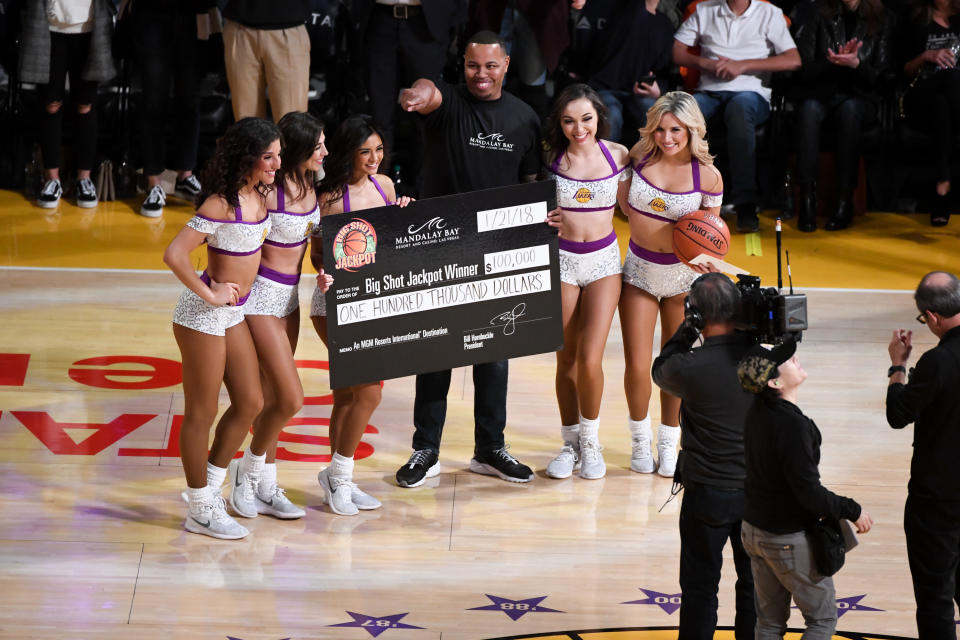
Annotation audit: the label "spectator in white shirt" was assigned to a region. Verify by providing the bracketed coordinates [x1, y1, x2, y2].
[673, 0, 800, 232]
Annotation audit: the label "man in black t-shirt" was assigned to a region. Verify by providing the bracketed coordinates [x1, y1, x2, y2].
[393, 30, 540, 488]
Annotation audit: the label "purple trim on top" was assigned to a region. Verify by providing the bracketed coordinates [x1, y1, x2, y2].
[550, 140, 627, 183]
[268, 185, 318, 216]
[701, 189, 723, 197]
[634, 167, 700, 196]
[342, 183, 351, 212]
[277, 184, 285, 211]
[369, 175, 392, 205]
[692, 159, 700, 191]
[257, 263, 300, 286]
[234, 206, 242, 221]
[629, 240, 680, 265]
[559, 230, 617, 254]
[563, 204, 617, 212]
[628, 201, 675, 224]
[263, 237, 308, 248]
[208, 246, 262, 257]
[634, 151, 654, 172]
[192, 212, 270, 225]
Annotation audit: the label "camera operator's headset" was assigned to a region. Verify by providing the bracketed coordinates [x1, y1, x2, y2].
[683, 272, 729, 332]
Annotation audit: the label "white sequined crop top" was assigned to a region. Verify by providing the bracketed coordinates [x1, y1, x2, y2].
[186, 206, 271, 256]
[548, 140, 628, 211]
[264, 184, 322, 248]
[627, 154, 723, 222]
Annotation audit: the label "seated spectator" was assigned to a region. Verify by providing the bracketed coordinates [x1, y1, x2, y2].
[899, 0, 960, 226]
[673, 0, 801, 232]
[582, 0, 675, 142]
[792, 0, 894, 231]
[222, 0, 311, 122]
[131, 0, 211, 218]
[20, 0, 115, 209]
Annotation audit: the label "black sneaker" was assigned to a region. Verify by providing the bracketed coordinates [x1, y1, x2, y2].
[38, 179, 62, 209]
[77, 178, 98, 208]
[469, 446, 533, 483]
[140, 185, 166, 218]
[175, 175, 202, 198]
[396, 449, 440, 488]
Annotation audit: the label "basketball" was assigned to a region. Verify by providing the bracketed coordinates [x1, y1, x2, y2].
[672, 210, 730, 266]
[341, 229, 369, 256]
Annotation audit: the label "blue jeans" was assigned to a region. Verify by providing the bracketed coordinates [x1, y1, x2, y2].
[412, 360, 508, 454]
[694, 91, 771, 205]
[597, 89, 656, 143]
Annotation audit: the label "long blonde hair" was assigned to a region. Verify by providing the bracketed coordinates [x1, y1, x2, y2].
[636, 92, 713, 166]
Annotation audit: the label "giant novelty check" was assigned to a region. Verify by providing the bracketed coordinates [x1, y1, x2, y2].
[321, 180, 562, 388]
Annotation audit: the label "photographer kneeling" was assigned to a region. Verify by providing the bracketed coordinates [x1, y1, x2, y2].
[651, 273, 757, 640]
[738, 339, 873, 639]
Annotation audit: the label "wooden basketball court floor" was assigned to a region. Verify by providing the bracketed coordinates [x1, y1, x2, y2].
[0, 188, 958, 640]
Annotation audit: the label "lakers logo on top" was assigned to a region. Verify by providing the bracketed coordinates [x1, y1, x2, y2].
[332, 218, 378, 272]
[574, 187, 594, 204]
[260, 228, 269, 244]
[649, 197, 667, 213]
[304, 222, 314, 238]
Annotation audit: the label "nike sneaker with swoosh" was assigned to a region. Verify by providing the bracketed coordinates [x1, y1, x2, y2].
[255, 484, 306, 519]
[228, 458, 259, 518]
[184, 495, 249, 539]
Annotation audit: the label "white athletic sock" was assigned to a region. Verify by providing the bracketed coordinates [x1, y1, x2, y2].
[259, 462, 278, 495]
[187, 485, 212, 512]
[206, 463, 227, 490]
[560, 424, 580, 445]
[579, 415, 600, 439]
[628, 416, 652, 439]
[330, 452, 354, 479]
[240, 449, 266, 477]
[657, 424, 681, 445]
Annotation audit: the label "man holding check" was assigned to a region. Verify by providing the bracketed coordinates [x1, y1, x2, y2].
[393, 30, 542, 487]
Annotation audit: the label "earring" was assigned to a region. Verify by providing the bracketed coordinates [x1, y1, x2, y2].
[773, 380, 781, 387]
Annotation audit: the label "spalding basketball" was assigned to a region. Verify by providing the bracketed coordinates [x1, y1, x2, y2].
[341, 229, 369, 256]
[672, 210, 730, 265]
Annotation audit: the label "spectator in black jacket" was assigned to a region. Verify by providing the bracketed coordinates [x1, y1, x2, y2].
[792, 0, 894, 231]
[738, 338, 873, 640]
[886, 271, 960, 640]
[651, 273, 756, 640]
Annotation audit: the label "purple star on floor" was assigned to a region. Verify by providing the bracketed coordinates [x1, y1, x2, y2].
[467, 595, 565, 621]
[621, 588, 683, 615]
[328, 611, 424, 638]
[835, 595, 884, 618]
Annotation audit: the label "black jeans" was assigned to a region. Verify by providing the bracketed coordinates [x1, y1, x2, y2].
[40, 32, 98, 171]
[412, 360, 508, 454]
[905, 70, 960, 183]
[679, 483, 756, 640]
[794, 95, 868, 197]
[904, 494, 960, 640]
[364, 5, 446, 149]
[134, 3, 200, 176]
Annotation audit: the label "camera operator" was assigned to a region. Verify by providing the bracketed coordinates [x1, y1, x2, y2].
[651, 272, 756, 640]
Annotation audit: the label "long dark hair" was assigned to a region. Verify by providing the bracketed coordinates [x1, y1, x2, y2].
[276, 111, 325, 203]
[821, 0, 886, 34]
[317, 115, 386, 206]
[196, 117, 280, 208]
[910, 0, 960, 23]
[543, 83, 610, 162]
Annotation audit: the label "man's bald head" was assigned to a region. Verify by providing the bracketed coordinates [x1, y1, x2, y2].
[916, 271, 960, 319]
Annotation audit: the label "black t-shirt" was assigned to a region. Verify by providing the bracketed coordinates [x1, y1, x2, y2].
[901, 15, 960, 81]
[420, 83, 541, 198]
[587, 7, 674, 93]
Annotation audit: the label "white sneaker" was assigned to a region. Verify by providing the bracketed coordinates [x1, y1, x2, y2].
[657, 425, 681, 478]
[578, 435, 606, 479]
[184, 495, 249, 540]
[318, 467, 359, 516]
[350, 484, 382, 510]
[630, 431, 656, 474]
[38, 179, 62, 208]
[255, 484, 306, 519]
[228, 458, 259, 518]
[76, 177, 98, 208]
[546, 442, 579, 479]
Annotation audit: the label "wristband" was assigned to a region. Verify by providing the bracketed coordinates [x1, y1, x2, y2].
[887, 365, 906, 377]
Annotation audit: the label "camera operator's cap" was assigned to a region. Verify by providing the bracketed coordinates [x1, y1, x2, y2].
[737, 336, 797, 394]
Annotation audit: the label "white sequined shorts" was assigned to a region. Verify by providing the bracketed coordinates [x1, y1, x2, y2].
[559, 230, 622, 287]
[622, 240, 697, 300]
[244, 266, 300, 318]
[310, 284, 327, 317]
[172, 275, 247, 337]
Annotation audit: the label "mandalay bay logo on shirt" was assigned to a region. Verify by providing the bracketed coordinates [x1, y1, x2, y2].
[469, 131, 515, 152]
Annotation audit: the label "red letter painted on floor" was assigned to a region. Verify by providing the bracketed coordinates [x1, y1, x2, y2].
[69, 356, 182, 390]
[14, 411, 156, 455]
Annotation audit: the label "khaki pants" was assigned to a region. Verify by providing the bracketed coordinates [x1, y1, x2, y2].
[223, 19, 309, 123]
